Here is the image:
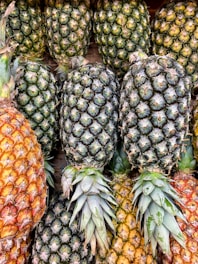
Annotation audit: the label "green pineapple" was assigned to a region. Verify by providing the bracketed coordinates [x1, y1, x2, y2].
[93, 0, 151, 79]
[14, 59, 59, 186]
[151, 0, 198, 91]
[0, 0, 45, 58]
[59, 59, 120, 255]
[31, 191, 94, 264]
[44, 0, 93, 66]
[119, 51, 192, 256]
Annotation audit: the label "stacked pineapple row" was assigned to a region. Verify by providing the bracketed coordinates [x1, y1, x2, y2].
[0, 0, 197, 264]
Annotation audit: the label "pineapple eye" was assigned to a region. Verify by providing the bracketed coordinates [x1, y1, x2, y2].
[151, 111, 166, 128]
[106, 11, 116, 23]
[166, 10, 176, 22]
[162, 122, 176, 137]
[116, 13, 127, 26]
[164, 87, 177, 104]
[166, 105, 179, 120]
[111, 24, 121, 36]
[149, 128, 164, 144]
[138, 118, 152, 135]
[150, 93, 165, 111]
[178, 30, 190, 43]
[136, 102, 150, 119]
[138, 136, 151, 152]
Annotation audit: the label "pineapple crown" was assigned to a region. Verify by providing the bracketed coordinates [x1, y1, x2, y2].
[107, 141, 131, 176]
[0, 1, 17, 100]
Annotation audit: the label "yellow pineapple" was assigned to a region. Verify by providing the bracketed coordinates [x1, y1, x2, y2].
[96, 142, 157, 264]
[0, 2, 47, 262]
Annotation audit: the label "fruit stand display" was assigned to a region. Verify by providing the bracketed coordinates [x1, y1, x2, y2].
[0, 1, 197, 264]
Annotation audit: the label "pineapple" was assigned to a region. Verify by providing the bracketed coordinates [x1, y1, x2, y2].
[0, 236, 31, 263]
[119, 51, 192, 256]
[0, 2, 47, 262]
[14, 59, 59, 186]
[93, 0, 151, 79]
[0, 0, 45, 58]
[96, 142, 157, 264]
[159, 141, 198, 263]
[31, 191, 93, 264]
[59, 58, 120, 255]
[44, 0, 92, 66]
[151, 0, 198, 91]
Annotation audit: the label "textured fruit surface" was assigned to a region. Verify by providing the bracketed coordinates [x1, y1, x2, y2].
[151, 0, 198, 91]
[60, 62, 119, 168]
[120, 53, 191, 174]
[44, 0, 92, 65]
[94, 0, 151, 79]
[0, 106, 47, 241]
[160, 172, 198, 263]
[31, 192, 93, 264]
[0, 0, 45, 57]
[15, 60, 59, 158]
[0, 236, 31, 264]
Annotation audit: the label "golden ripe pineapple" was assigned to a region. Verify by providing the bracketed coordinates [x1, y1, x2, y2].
[159, 141, 198, 263]
[96, 142, 157, 264]
[0, 236, 31, 263]
[0, 3, 47, 262]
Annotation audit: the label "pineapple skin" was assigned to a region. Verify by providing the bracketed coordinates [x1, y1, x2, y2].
[0, 236, 31, 264]
[44, 0, 92, 66]
[120, 54, 191, 174]
[151, 0, 198, 91]
[15, 60, 59, 159]
[96, 175, 157, 264]
[0, 105, 47, 260]
[93, 0, 151, 79]
[31, 192, 93, 264]
[0, 0, 45, 58]
[60, 62, 119, 168]
[160, 172, 198, 263]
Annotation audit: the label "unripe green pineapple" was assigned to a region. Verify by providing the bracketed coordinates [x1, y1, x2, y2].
[151, 0, 198, 91]
[0, 0, 45, 58]
[44, 0, 93, 66]
[93, 0, 151, 79]
[31, 191, 94, 264]
[59, 58, 120, 255]
[14, 60, 59, 186]
[119, 51, 192, 256]
[15, 60, 59, 158]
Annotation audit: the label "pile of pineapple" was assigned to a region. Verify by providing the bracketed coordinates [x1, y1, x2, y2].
[0, 0, 197, 263]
